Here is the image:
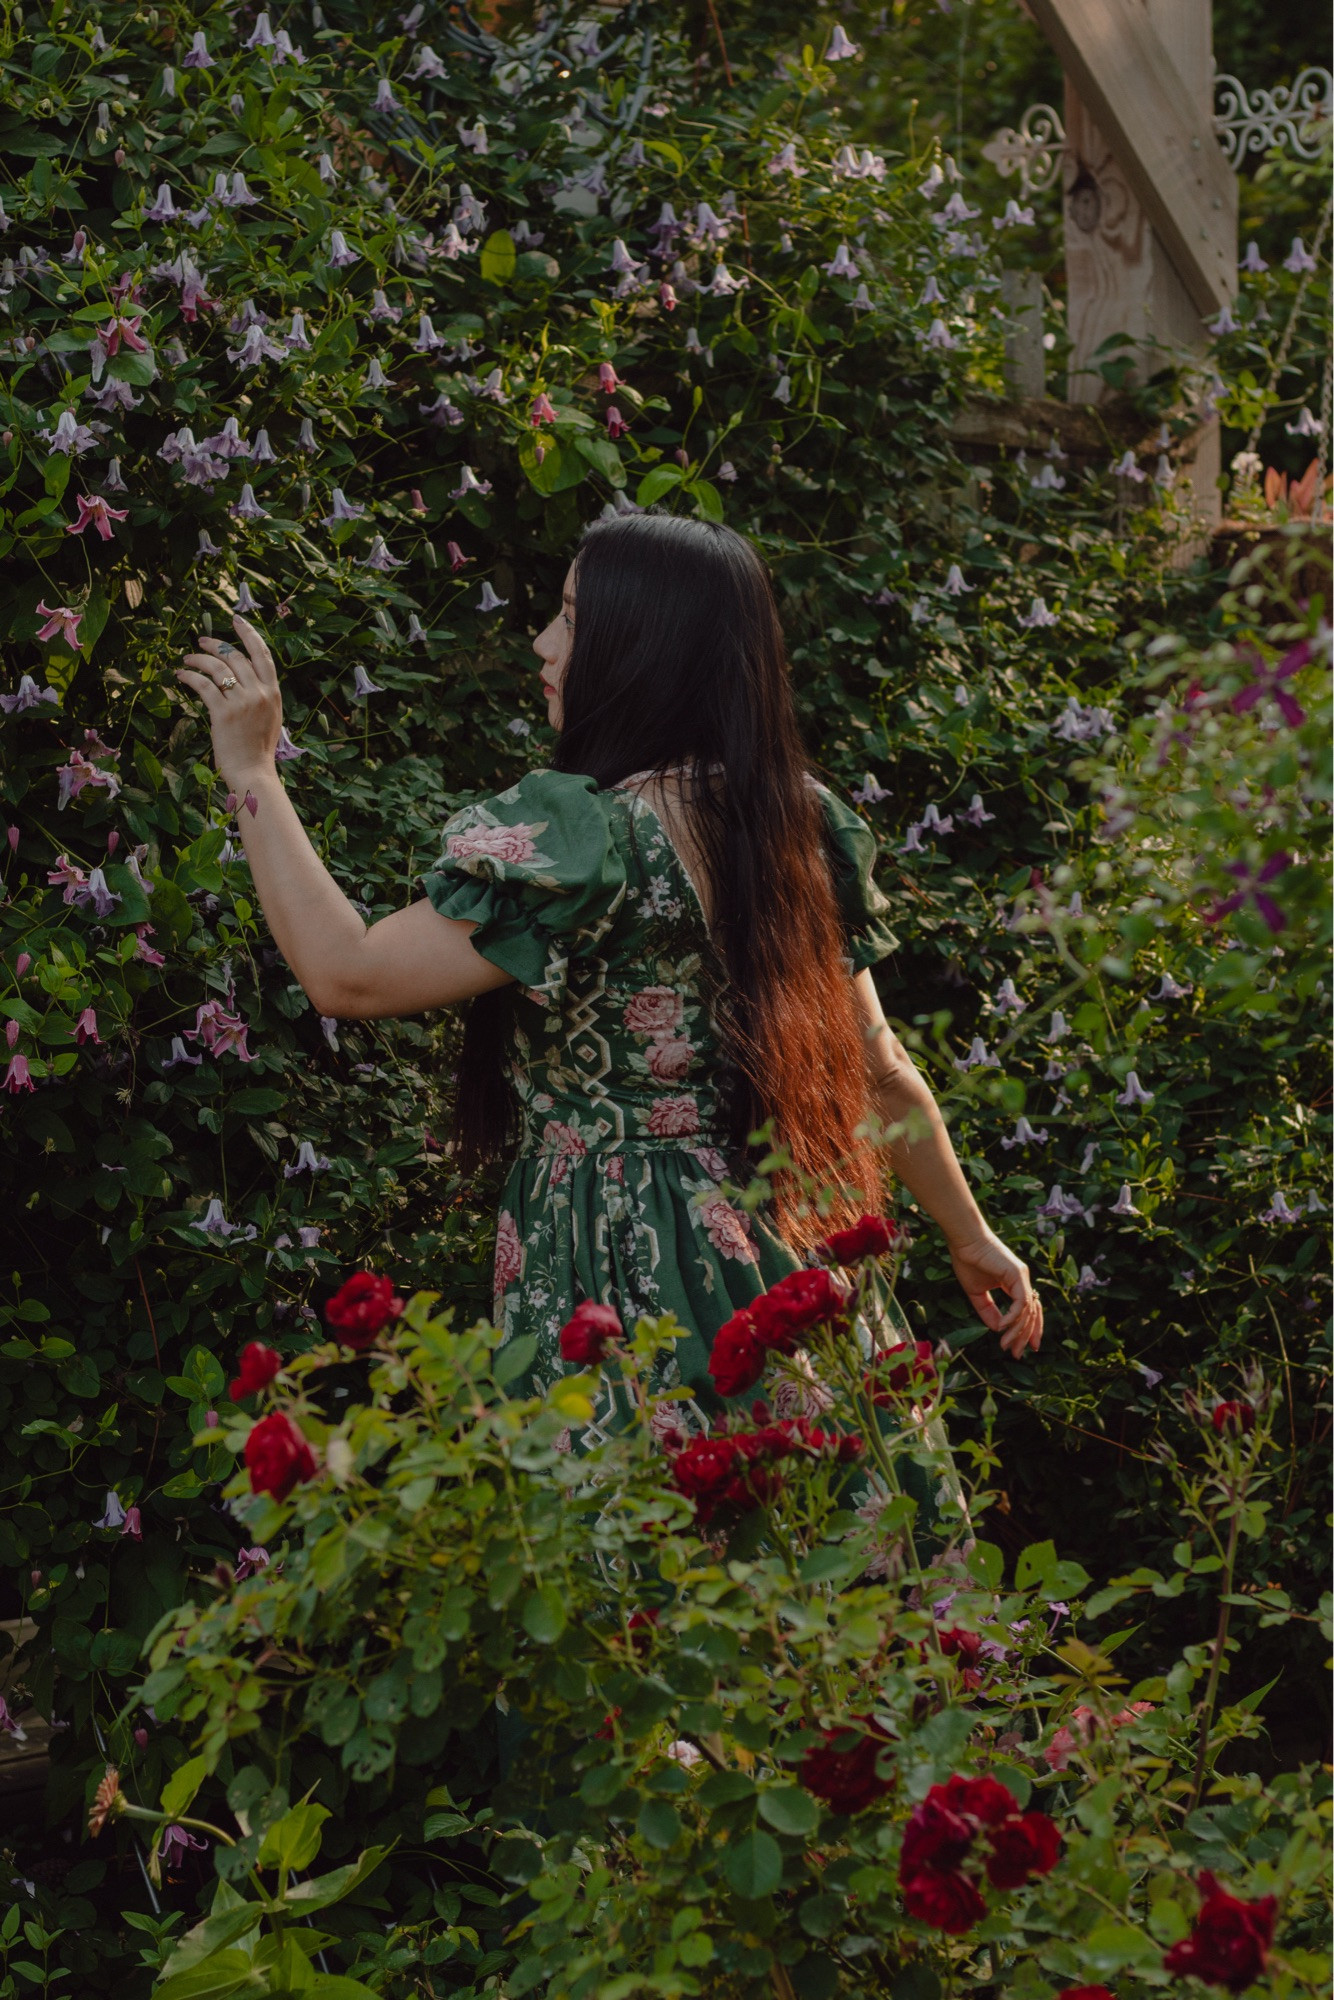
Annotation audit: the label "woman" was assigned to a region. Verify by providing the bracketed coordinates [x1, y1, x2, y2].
[178, 513, 1040, 1400]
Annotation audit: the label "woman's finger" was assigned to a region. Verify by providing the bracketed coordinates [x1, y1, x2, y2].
[232, 613, 278, 690]
[176, 667, 225, 716]
[966, 1287, 1004, 1332]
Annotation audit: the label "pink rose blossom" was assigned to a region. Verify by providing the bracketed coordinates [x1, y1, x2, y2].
[494, 1210, 523, 1293]
[445, 822, 538, 865]
[647, 1034, 693, 1080]
[542, 1120, 587, 1160]
[696, 1195, 757, 1263]
[624, 986, 683, 1035]
[648, 1094, 701, 1137]
[690, 1146, 729, 1182]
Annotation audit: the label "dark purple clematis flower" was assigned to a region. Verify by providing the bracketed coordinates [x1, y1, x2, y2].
[1230, 644, 1309, 728]
[1208, 852, 1292, 934]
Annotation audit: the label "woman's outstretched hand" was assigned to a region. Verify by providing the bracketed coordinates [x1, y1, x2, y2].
[177, 613, 282, 791]
[948, 1227, 1043, 1358]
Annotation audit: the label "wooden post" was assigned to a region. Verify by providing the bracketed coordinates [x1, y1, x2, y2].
[999, 269, 1046, 398]
[1027, 0, 1238, 532]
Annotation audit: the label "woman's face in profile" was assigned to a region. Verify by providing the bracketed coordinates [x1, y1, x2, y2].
[533, 564, 575, 728]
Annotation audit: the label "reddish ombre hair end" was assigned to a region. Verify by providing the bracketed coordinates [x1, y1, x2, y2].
[455, 511, 880, 1243]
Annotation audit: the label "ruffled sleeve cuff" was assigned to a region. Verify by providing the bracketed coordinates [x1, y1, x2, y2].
[817, 785, 899, 971]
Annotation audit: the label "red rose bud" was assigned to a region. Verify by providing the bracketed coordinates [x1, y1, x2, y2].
[708, 1309, 766, 1397]
[798, 1718, 894, 1815]
[749, 1268, 847, 1355]
[938, 1626, 983, 1669]
[821, 1214, 896, 1263]
[901, 1869, 987, 1933]
[865, 1340, 937, 1405]
[559, 1300, 622, 1365]
[984, 1810, 1062, 1888]
[244, 1411, 317, 1500]
[1211, 1399, 1255, 1435]
[835, 1432, 866, 1463]
[1163, 1873, 1277, 1994]
[626, 1608, 659, 1652]
[325, 1271, 404, 1349]
[228, 1341, 282, 1402]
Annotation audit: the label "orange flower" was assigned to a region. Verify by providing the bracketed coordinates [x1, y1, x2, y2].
[88, 1764, 123, 1836]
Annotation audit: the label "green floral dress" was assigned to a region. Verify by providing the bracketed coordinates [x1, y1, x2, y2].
[422, 770, 897, 1405]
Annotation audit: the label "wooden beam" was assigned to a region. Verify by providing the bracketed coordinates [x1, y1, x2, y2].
[1026, 0, 1237, 316]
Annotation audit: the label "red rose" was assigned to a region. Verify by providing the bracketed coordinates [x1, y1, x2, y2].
[244, 1411, 317, 1500]
[559, 1300, 623, 1364]
[936, 1772, 1019, 1827]
[228, 1341, 282, 1402]
[626, 1608, 659, 1652]
[325, 1271, 404, 1349]
[1211, 1399, 1255, 1436]
[671, 1426, 793, 1526]
[708, 1311, 766, 1398]
[865, 1340, 937, 1405]
[820, 1214, 896, 1263]
[749, 1269, 847, 1355]
[1163, 1872, 1277, 1993]
[798, 1719, 894, 1815]
[835, 1432, 866, 1463]
[899, 1793, 975, 1878]
[984, 1810, 1062, 1888]
[901, 1869, 987, 1933]
[937, 1627, 983, 1668]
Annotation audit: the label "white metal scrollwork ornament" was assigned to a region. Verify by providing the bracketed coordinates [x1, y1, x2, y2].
[984, 70, 1332, 201]
[980, 103, 1065, 199]
[1213, 69, 1332, 165]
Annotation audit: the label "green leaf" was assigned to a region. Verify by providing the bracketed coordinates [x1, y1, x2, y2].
[258, 1801, 330, 1873]
[521, 1585, 567, 1644]
[723, 1829, 782, 1899]
[494, 1334, 538, 1385]
[965, 1540, 1004, 1590]
[160, 1752, 212, 1820]
[689, 478, 724, 522]
[636, 464, 684, 507]
[284, 1846, 390, 1914]
[423, 1810, 471, 1840]
[480, 229, 517, 284]
[153, 1949, 256, 2000]
[757, 1787, 820, 1836]
[1015, 1539, 1056, 1588]
[574, 435, 627, 489]
[636, 1799, 682, 1849]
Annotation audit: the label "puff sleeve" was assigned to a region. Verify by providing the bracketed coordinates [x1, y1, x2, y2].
[420, 770, 627, 996]
[817, 786, 899, 972]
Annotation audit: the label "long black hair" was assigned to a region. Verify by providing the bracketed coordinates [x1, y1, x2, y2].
[454, 512, 876, 1240]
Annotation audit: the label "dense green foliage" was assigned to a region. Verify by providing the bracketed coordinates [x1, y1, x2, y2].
[0, 0, 1328, 1994]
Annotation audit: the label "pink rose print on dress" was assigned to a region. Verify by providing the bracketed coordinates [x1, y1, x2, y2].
[623, 986, 684, 1035]
[696, 1195, 757, 1263]
[647, 1034, 693, 1081]
[445, 821, 539, 865]
[691, 1146, 729, 1182]
[494, 1210, 523, 1294]
[648, 1094, 701, 1137]
[543, 1119, 587, 1186]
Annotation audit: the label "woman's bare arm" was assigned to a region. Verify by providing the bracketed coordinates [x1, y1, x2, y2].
[177, 615, 512, 1019]
[853, 968, 1043, 1356]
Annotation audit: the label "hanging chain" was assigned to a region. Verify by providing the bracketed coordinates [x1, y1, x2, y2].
[1245, 193, 1332, 458]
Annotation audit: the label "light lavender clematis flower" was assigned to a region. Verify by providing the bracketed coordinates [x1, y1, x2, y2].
[243, 11, 277, 49]
[0, 1694, 28, 1743]
[296, 417, 318, 453]
[1283, 237, 1316, 274]
[410, 43, 447, 79]
[1116, 1071, 1154, 1108]
[373, 78, 400, 114]
[706, 263, 748, 298]
[960, 793, 993, 826]
[1000, 1116, 1048, 1150]
[1079, 1141, 1098, 1173]
[436, 223, 475, 260]
[1110, 1185, 1141, 1217]
[319, 1017, 339, 1051]
[162, 1035, 202, 1071]
[351, 665, 384, 699]
[196, 529, 222, 557]
[250, 430, 278, 466]
[420, 392, 465, 428]
[368, 290, 401, 323]
[919, 275, 945, 306]
[1112, 450, 1147, 482]
[282, 311, 312, 351]
[323, 488, 366, 525]
[1207, 303, 1237, 337]
[183, 30, 214, 66]
[1, 676, 59, 715]
[767, 141, 804, 175]
[458, 119, 488, 153]
[772, 374, 792, 404]
[235, 582, 259, 614]
[1076, 1265, 1107, 1295]
[318, 153, 337, 185]
[1052, 696, 1115, 743]
[284, 1140, 331, 1178]
[273, 30, 303, 64]
[851, 773, 890, 805]
[82, 868, 120, 918]
[453, 183, 487, 232]
[450, 465, 492, 499]
[918, 803, 953, 835]
[943, 563, 969, 595]
[327, 229, 358, 268]
[1285, 405, 1321, 437]
[219, 172, 259, 208]
[412, 312, 446, 352]
[1019, 596, 1058, 628]
[1036, 1185, 1086, 1221]
[825, 23, 859, 58]
[822, 241, 860, 279]
[1258, 1190, 1300, 1224]
[96, 1491, 129, 1529]
[925, 317, 956, 350]
[360, 535, 404, 571]
[512, 218, 545, 248]
[235, 1546, 270, 1579]
[274, 726, 304, 763]
[953, 1037, 999, 1071]
[407, 615, 429, 644]
[230, 483, 268, 521]
[298, 1224, 322, 1248]
[992, 977, 1025, 1015]
[1030, 461, 1065, 491]
[144, 184, 177, 222]
[40, 409, 99, 456]
[361, 357, 394, 392]
[477, 581, 508, 613]
[1047, 1011, 1069, 1040]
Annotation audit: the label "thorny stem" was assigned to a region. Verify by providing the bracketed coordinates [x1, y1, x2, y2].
[1190, 1498, 1242, 1810]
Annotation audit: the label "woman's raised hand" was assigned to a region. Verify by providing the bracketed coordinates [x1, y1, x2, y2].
[177, 613, 283, 792]
[947, 1226, 1043, 1358]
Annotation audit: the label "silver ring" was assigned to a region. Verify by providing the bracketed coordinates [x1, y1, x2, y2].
[218, 674, 238, 693]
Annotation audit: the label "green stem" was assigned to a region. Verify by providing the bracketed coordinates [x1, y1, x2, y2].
[1190, 1499, 1242, 1809]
